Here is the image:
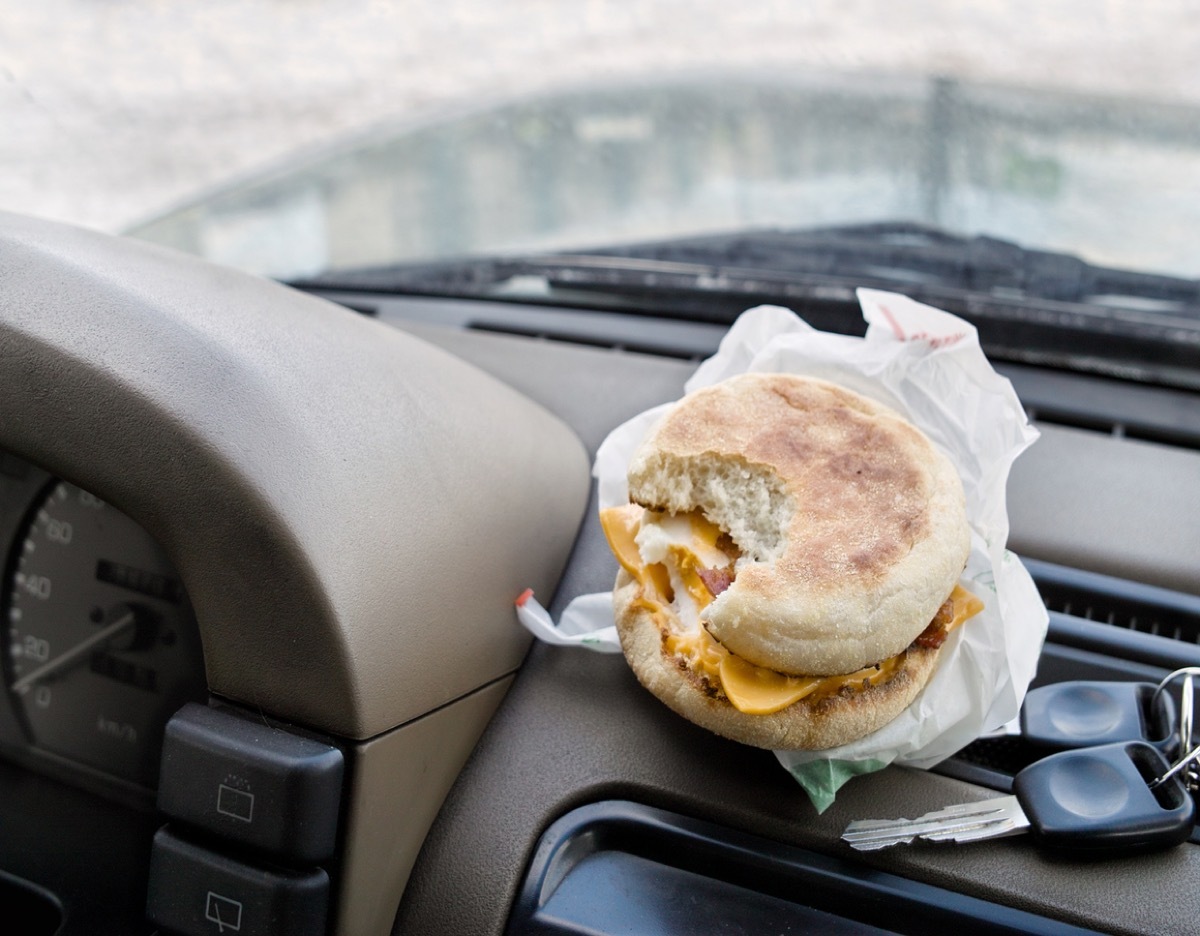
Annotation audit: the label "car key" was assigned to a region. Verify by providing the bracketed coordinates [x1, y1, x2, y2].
[1023, 680, 1177, 754]
[842, 741, 1196, 855]
[989, 680, 1177, 756]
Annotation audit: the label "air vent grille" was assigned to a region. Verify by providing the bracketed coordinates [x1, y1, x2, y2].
[1027, 558, 1200, 644]
[1025, 405, 1200, 452]
[947, 561, 1200, 786]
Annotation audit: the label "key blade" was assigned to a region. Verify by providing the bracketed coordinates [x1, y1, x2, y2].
[843, 813, 1014, 850]
[847, 834, 917, 852]
[843, 799, 1011, 835]
[843, 798, 1016, 838]
[842, 797, 1025, 850]
[923, 813, 1031, 844]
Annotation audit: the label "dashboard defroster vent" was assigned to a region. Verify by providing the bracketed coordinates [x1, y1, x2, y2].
[465, 320, 706, 361]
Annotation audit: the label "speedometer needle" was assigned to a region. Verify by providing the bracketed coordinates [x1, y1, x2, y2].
[10, 611, 137, 694]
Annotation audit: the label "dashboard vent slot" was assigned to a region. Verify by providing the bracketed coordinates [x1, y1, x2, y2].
[466, 321, 705, 361]
[1025, 404, 1200, 452]
[1027, 558, 1200, 644]
[315, 287, 1200, 452]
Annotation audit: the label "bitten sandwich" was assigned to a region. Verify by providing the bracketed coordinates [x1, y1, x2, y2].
[600, 373, 983, 750]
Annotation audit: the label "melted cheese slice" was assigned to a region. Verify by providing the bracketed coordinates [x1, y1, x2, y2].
[945, 586, 985, 632]
[602, 503, 673, 599]
[599, 505, 982, 716]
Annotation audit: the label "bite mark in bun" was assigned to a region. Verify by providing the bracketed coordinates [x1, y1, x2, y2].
[602, 373, 983, 751]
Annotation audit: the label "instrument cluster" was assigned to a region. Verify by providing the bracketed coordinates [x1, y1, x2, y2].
[0, 453, 206, 792]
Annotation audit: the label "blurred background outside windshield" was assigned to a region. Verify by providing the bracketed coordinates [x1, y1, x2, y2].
[5, 1, 1200, 278]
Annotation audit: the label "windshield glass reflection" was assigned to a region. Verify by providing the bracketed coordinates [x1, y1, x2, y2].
[129, 73, 1200, 281]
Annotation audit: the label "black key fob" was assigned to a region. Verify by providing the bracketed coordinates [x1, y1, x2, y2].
[1014, 741, 1195, 855]
[1021, 681, 1177, 757]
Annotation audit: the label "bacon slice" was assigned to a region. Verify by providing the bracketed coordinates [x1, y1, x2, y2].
[913, 595, 956, 649]
[912, 620, 949, 649]
[698, 566, 735, 598]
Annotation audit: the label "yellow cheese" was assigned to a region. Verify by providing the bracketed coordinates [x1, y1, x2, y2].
[599, 504, 983, 716]
[671, 627, 907, 715]
[600, 504, 672, 600]
[691, 510, 724, 546]
[718, 654, 822, 713]
[664, 627, 728, 674]
[670, 544, 716, 611]
[949, 584, 985, 629]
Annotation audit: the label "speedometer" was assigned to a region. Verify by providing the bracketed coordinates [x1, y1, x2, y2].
[4, 480, 206, 788]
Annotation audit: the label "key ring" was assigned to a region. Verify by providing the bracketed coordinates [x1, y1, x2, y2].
[1180, 675, 1194, 751]
[1152, 667, 1200, 792]
[1181, 674, 1197, 789]
[1151, 735, 1200, 790]
[1150, 667, 1200, 711]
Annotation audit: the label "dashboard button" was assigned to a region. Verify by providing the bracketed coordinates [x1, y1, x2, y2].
[147, 827, 328, 936]
[158, 703, 343, 865]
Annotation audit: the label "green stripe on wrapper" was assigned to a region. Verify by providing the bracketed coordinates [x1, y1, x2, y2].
[788, 757, 889, 813]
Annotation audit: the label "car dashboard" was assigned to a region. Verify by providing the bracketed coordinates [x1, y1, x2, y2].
[2, 213, 1200, 935]
[377, 294, 1200, 936]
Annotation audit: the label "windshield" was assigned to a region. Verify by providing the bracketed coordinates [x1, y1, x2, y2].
[8, 3, 1200, 284]
[130, 75, 1200, 282]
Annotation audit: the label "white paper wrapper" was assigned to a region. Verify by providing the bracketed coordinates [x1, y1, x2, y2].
[516, 289, 1047, 810]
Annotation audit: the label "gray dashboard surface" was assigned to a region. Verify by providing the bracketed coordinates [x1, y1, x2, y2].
[0, 214, 590, 742]
[391, 322, 1200, 936]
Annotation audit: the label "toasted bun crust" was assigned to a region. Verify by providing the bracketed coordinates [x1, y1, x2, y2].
[627, 373, 969, 676]
[613, 571, 941, 750]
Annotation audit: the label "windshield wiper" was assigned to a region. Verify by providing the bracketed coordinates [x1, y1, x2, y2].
[294, 222, 1200, 390]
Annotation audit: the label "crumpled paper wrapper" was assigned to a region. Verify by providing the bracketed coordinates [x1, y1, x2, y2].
[517, 289, 1047, 811]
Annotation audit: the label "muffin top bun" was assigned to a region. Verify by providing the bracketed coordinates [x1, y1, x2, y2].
[626, 372, 970, 677]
